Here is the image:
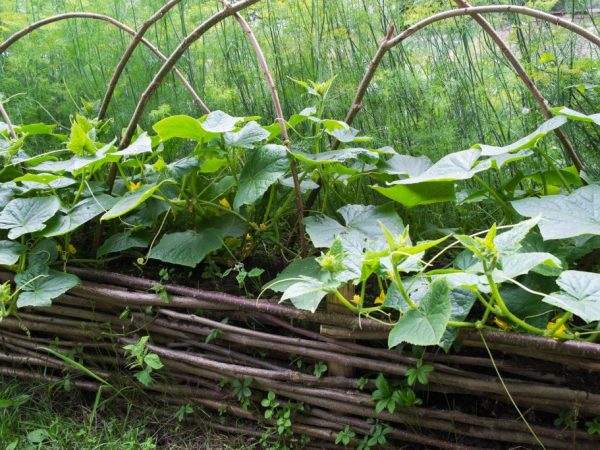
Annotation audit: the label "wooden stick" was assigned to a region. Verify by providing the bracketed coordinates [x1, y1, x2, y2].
[0, 101, 17, 139]
[218, 0, 307, 255]
[452, 0, 583, 170]
[98, 0, 209, 120]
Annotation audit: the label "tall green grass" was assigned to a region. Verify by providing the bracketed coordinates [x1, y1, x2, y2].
[0, 1, 598, 170]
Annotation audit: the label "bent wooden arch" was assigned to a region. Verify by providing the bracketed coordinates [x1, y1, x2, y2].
[119, 0, 259, 148]
[346, 5, 599, 168]
[98, 0, 210, 120]
[0, 13, 207, 114]
[451, 0, 581, 170]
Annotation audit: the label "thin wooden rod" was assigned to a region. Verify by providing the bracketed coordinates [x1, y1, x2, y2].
[218, 0, 306, 255]
[98, 0, 209, 120]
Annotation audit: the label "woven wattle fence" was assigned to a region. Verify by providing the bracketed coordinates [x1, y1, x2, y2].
[0, 268, 599, 449]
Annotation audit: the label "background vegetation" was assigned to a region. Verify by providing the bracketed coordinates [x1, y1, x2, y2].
[1, 0, 599, 168]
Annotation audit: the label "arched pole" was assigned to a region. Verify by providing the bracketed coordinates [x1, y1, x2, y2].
[451, 0, 583, 171]
[345, 6, 599, 163]
[117, 0, 260, 153]
[217, 0, 306, 255]
[98, 0, 209, 120]
[304, 5, 600, 213]
[0, 13, 206, 114]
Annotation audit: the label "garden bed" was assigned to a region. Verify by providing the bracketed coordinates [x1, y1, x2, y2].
[1, 268, 598, 449]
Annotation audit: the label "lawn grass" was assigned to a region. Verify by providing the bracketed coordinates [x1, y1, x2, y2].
[0, 377, 251, 449]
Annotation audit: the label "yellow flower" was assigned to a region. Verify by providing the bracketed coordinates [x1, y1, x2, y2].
[218, 198, 231, 209]
[67, 244, 77, 255]
[374, 291, 385, 305]
[493, 317, 509, 330]
[245, 233, 252, 241]
[259, 223, 267, 232]
[56, 244, 63, 253]
[128, 180, 142, 191]
[352, 294, 361, 305]
[546, 321, 568, 336]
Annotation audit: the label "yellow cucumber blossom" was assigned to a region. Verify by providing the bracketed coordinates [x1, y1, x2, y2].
[374, 291, 385, 305]
[546, 321, 568, 337]
[219, 198, 231, 209]
[67, 244, 77, 255]
[352, 294, 361, 305]
[129, 180, 142, 191]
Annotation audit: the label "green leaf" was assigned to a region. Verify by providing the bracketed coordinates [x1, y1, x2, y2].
[304, 204, 404, 249]
[378, 154, 432, 177]
[475, 116, 567, 156]
[149, 230, 223, 268]
[543, 270, 600, 323]
[0, 196, 60, 239]
[279, 276, 333, 312]
[554, 107, 600, 126]
[16, 266, 80, 308]
[67, 122, 95, 156]
[233, 144, 289, 210]
[372, 181, 456, 208]
[264, 258, 323, 293]
[0, 240, 26, 265]
[201, 111, 243, 133]
[42, 196, 115, 237]
[96, 231, 150, 257]
[143, 353, 164, 370]
[293, 147, 379, 165]
[29, 141, 115, 175]
[500, 274, 555, 329]
[101, 182, 169, 221]
[494, 218, 540, 254]
[512, 185, 600, 240]
[224, 121, 270, 148]
[388, 149, 483, 184]
[388, 279, 451, 347]
[438, 288, 477, 352]
[114, 132, 152, 156]
[153, 115, 207, 141]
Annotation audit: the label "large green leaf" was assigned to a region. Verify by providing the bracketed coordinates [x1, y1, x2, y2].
[224, 121, 269, 148]
[512, 185, 600, 240]
[153, 115, 207, 141]
[200, 111, 243, 133]
[15, 265, 80, 308]
[264, 258, 323, 293]
[29, 141, 115, 175]
[388, 279, 451, 347]
[96, 231, 151, 257]
[101, 182, 169, 221]
[304, 204, 404, 249]
[279, 276, 334, 312]
[475, 116, 567, 156]
[554, 107, 600, 126]
[543, 270, 600, 323]
[388, 149, 483, 184]
[0, 196, 60, 239]
[373, 181, 456, 208]
[42, 195, 115, 237]
[0, 240, 26, 265]
[114, 132, 152, 156]
[293, 148, 379, 165]
[233, 144, 289, 210]
[149, 230, 224, 267]
[379, 154, 432, 177]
